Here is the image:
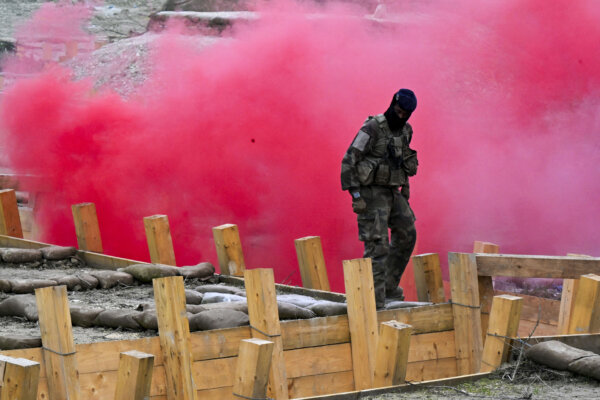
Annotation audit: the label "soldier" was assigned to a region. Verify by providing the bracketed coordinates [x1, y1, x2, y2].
[341, 89, 418, 309]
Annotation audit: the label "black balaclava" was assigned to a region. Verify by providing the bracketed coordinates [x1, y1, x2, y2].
[384, 88, 417, 131]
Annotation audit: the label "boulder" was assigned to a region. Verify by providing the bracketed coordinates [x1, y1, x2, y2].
[40, 246, 77, 260]
[0, 248, 43, 263]
[307, 300, 348, 317]
[89, 270, 135, 289]
[179, 262, 215, 280]
[188, 309, 249, 331]
[118, 263, 180, 283]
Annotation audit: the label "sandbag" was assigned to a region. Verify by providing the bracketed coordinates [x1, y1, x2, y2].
[55, 274, 99, 291]
[0, 279, 11, 292]
[118, 263, 180, 283]
[308, 300, 347, 317]
[76, 273, 100, 290]
[188, 309, 249, 331]
[89, 270, 135, 289]
[277, 301, 316, 320]
[70, 305, 104, 328]
[194, 284, 242, 295]
[0, 294, 38, 321]
[526, 340, 596, 370]
[568, 355, 600, 380]
[186, 304, 207, 314]
[40, 246, 77, 260]
[201, 292, 246, 304]
[54, 275, 82, 291]
[199, 301, 248, 314]
[385, 301, 432, 310]
[94, 309, 143, 330]
[179, 262, 215, 280]
[276, 294, 317, 308]
[0, 248, 42, 263]
[133, 310, 159, 330]
[185, 289, 204, 305]
[0, 335, 42, 350]
[10, 279, 57, 294]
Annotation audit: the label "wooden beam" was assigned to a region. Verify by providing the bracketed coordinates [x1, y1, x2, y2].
[448, 253, 483, 375]
[153, 276, 197, 400]
[475, 254, 600, 278]
[412, 253, 445, 303]
[114, 350, 155, 400]
[473, 241, 499, 254]
[568, 274, 600, 334]
[213, 224, 246, 276]
[0, 355, 40, 400]
[480, 295, 522, 372]
[144, 215, 176, 266]
[343, 258, 379, 390]
[244, 268, 288, 399]
[558, 278, 580, 334]
[295, 236, 331, 291]
[473, 241, 499, 345]
[373, 321, 412, 387]
[0, 189, 23, 238]
[232, 338, 274, 400]
[71, 202, 103, 253]
[34, 285, 80, 400]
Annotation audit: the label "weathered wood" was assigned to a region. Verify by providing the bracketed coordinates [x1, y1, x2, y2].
[473, 241, 499, 345]
[475, 254, 600, 278]
[144, 215, 176, 266]
[213, 224, 246, 276]
[412, 253, 445, 303]
[244, 268, 288, 399]
[34, 285, 80, 400]
[343, 258, 379, 390]
[232, 339, 274, 400]
[558, 279, 579, 334]
[518, 333, 600, 353]
[295, 236, 331, 291]
[568, 274, 600, 334]
[114, 350, 155, 400]
[0, 355, 40, 400]
[495, 290, 559, 326]
[373, 321, 412, 387]
[448, 253, 483, 375]
[153, 276, 197, 400]
[71, 202, 103, 253]
[473, 241, 499, 254]
[0, 189, 23, 238]
[481, 295, 522, 372]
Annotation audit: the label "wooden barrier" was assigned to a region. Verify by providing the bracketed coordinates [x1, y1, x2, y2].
[244, 268, 288, 399]
[114, 350, 155, 400]
[153, 276, 197, 400]
[295, 236, 331, 291]
[412, 253, 445, 303]
[233, 339, 274, 399]
[449, 253, 483, 375]
[343, 258, 379, 390]
[144, 215, 176, 266]
[557, 254, 591, 334]
[480, 295, 522, 372]
[373, 321, 412, 387]
[213, 224, 246, 276]
[568, 274, 600, 334]
[0, 189, 23, 238]
[35, 285, 80, 400]
[475, 254, 600, 278]
[71, 203, 103, 253]
[473, 241, 499, 343]
[0, 354, 40, 400]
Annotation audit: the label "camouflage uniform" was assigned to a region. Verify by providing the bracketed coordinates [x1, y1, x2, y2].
[341, 114, 417, 308]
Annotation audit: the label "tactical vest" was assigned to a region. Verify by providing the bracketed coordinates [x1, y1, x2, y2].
[356, 114, 418, 187]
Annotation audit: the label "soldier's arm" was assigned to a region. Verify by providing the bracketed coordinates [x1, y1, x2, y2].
[340, 122, 377, 191]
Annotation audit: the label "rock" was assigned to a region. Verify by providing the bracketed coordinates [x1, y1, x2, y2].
[0, 294, 38, 321]
[89, 270, 135, 289]
[307, 300, 347, 317]
[179, 262, 215, 280]
[94, 309, 143, 330]
[526, 340, 596, 370]
[276, 294, 318, 308]
[194, 284, 242, 295]
[70, 305, 104, 328]
[118, 263, 180, 283]
[0, 248, 42, 263]
[188, 309, 249, 331]
[10, 279, 57, 294]
[185, 289, 203, 305]
[133, 310, 158, 330]
[201, 292, 246, 304]
[0, 335, 42, 350]
[40, 246, 77, 260]
[277, 301, 316, 320]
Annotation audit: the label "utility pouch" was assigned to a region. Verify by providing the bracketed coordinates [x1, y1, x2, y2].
[374, 163, 390, 185]
[402, 147, 418, 176]
[389, 168, 407, 186]
[391, 137, 404, 158]
[357, 159, 377, 185]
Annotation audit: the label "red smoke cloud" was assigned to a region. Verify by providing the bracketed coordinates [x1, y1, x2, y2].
[1, 0, 599, 295]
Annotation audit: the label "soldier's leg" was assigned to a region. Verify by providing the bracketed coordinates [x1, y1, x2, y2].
[386, 191, 417, 294]
[363, 238, 389, 308]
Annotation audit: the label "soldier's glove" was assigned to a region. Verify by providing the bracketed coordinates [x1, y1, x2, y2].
[350, 190, 367, 214]
[401, 185, 410, 200]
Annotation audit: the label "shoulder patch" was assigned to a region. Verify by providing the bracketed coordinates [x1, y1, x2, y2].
[351, 130, 370, 151]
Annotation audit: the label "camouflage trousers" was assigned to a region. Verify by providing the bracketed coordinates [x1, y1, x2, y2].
[356, 186, 417, 308]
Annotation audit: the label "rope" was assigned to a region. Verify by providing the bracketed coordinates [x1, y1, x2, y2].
[232, 392, 273, 400]
[42, 346, 76, 356]
[249, 324, 281, 338]
[449, 300, 481, 309]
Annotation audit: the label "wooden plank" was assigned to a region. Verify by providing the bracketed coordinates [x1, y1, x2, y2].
[376, 303, 454, 335]
[412, 253, 445, 303]
[373, 321, 412, 387]
[495, 290, 559, 325]
[517, 319, 556, 337]
[212, 224, 246, 276]
[568, 274, 600, 334]
[295, 236, 331, 291]
[408, 331, 455, 362]
[558, 279, 579, 334]
[405, 357, 458, 382]
[0, 189, 23, 238]
[481, 295, 522, 372]
[281, 315, 349, 350]
[285, 344, 352, 379]
[191, 326, 251, 360]
[473, 241, 499, 253]
[343, 258, 378, 390]
[475, 254, 600, 278]
[114, 350, 155, 400]
[153, 276, 197, 400]
[448, 253, 483, 375]
[34, 285, 80, 400]
[288, 371, 355, 399]
[71, 203, 103, 253]
[0, 355, 40, 400]
[144, 215, 176, 266]
[244, 268, 288, 399]
[232, 339, 273, 400]
[473, 241, 499, 346]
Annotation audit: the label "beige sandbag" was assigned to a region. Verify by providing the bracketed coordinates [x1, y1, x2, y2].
[277, 301, 316, 320]
[308, 300, 348, 317]
[188, 309, 249, 331]
[89, 270, 135, 289]
[0, 248, 43, 263]
[185, 289, 203, 305]
[93, 309, 143, 330]
[0, 335, 42, 350]
[9, 279, 57, 294]
[70, 305, 104, 328]
[179, 262, 215, 280]
[526, 340, 597, 370]
[118, 263, 180, 283]
[0, 294, 39, 321]
[40, 246, 77, 260]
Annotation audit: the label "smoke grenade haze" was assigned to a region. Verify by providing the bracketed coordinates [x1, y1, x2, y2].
[1, 0, 599, 292]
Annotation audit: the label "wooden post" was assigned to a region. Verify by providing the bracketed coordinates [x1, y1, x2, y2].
[35, 285, 80, 400]
[412, 253, 445, 303]
[449, 252, 483, 375]
[232, 338, 274, 400]
[153, 276, 197, 400]
[373, 321, 412, 388]
[473, 241, 499, 254]
[0, 189, 23, 238]
[71, 202, 103, 253]
[480, 295, 523, 372]
[568, 274, 600, 334]
[294, 236, 331, 291]
[144, 215, 176, 266]
[244, 268, 288, 399]
[0, 355, 40, 400]
[558, 254, 591, 334]
[213, 224, 246, 276]
[473, 241, 499, 344]
[114, 350, 155, 400]
[343, 258, 379, 390]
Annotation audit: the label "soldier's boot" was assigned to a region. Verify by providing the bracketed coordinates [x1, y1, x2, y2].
[386, 286, 404, 301]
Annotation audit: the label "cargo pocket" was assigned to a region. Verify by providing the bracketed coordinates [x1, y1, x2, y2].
[357, 210, 384, 242]
[402, 148, 418, 176]
[357, 159, 377, 185]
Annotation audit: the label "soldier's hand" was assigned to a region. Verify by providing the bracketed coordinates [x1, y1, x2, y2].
[401, 185, 410, 200]
[352, 197, 367, 214]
